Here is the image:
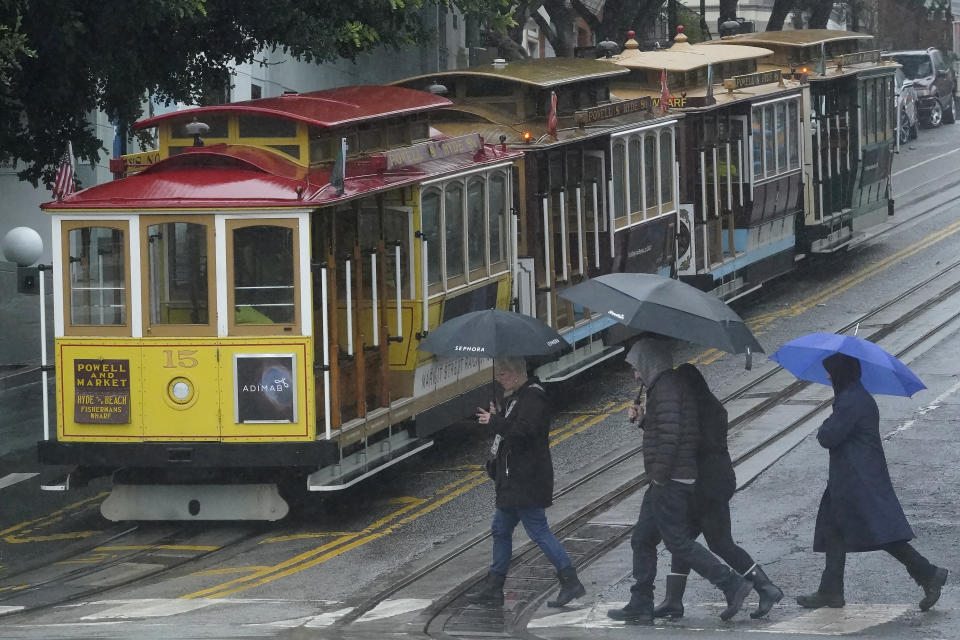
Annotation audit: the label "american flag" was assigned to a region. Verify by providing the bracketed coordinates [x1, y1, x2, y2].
[53, 141, 75, 199]
[659, 69, 671, 116]
[547, 91, 558, 139]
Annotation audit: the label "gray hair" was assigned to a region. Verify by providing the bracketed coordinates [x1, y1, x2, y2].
[494, 357, 527, 375]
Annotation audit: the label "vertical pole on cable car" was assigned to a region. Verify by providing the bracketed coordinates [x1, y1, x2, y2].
[345, 256, 353, 356]
[559, 188, 568, 283]
[321, 264, 331, 439]
[575, 185, 584, 275]
[394, 243, 402, 339]
[353, 245, 366, 418]
[370, 249, 379, 347]
[541, 196, 552, 326]
[420, 236, 429, 338]
[39, 265, 50, 441]
[592, 182, 600, 270]
[607, 178, 615, 259]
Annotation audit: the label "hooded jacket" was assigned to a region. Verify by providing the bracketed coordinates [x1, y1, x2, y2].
[486, 377, 554, 508]
[628, 338, 700, 484]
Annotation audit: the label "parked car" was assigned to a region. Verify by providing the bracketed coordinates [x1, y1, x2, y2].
[884, 48, 956, 127]
[895, 68, 919, 144]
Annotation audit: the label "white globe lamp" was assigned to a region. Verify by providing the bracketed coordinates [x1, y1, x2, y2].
[1, 226, 43, 266]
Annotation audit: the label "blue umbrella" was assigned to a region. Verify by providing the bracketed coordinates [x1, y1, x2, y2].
[769, 332, 926, 397]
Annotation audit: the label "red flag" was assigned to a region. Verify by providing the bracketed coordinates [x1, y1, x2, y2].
[659, 69, 671, 116]
[547, 91, 558, 139]
[53, 141, 75, 199]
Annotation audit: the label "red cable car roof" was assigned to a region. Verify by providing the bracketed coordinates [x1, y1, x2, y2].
[134, 86, 453, 130]
[43, 142, 521, 211]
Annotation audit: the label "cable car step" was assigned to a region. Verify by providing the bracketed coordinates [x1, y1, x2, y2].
[100, 483, 289, 521]
[537, 343, 625, 384]
[306, 431, 433, 492]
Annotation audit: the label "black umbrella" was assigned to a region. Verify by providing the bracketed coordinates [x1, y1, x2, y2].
[558, 273, 763, 355]
[417, 309, 566, 358]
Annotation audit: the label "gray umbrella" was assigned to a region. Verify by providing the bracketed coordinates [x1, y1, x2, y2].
[417, 309, 566, 358]
[558, 273, 763, 355]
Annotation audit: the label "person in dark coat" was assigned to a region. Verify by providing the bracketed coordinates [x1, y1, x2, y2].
[469, 357, 585, 608]
[607, 337, 753, 624]
[652, 364, 783, 620]
[797, 353, 948, 610]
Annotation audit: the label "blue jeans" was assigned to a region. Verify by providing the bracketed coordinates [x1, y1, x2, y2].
[490, 506, 572, 576]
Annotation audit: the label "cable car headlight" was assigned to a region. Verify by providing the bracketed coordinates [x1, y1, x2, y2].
[169, 377, 194, 404]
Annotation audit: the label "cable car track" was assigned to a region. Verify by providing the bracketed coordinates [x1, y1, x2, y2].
[0, 523, 266, 620]
[333, 255, 960, 636]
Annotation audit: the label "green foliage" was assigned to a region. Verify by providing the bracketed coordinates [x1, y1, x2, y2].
[0, 0, 513, 187]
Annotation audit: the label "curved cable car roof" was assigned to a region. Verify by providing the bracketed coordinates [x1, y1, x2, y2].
[43, 141, 521, 211]
[133, 85, 453, 131]
[394, 57, 628, 89]
[611, 29, 773, 72]
[714, 29, 873, 48]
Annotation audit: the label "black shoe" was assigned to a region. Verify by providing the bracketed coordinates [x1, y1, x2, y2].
[653, 574, 686, 619]
[720, 576, 753, 621]
[796, 591, 845, 609]
[467, 571, 505, 605]
[919, 567, 947, 611]
[607, 593, 654, 624]
[744, 564, 783, 619]
[547, 566, 586, 607]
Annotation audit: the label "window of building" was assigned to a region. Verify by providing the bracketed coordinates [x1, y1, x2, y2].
[251, 83, 262, 100]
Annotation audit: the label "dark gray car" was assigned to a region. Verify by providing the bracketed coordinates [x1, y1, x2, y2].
[885, 48, 956, 127]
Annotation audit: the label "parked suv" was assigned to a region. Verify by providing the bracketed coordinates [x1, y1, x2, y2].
[884, 48, 956, 127]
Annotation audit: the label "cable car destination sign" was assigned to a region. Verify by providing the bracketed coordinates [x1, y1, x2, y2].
[723, 69, 782, 92]
[575, 96, 653, 126]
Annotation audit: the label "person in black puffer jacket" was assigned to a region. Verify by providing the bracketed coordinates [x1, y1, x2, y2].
[468, 357, 585, 609]
[651, 363, 783, 621]
[607, 336, 752, 624]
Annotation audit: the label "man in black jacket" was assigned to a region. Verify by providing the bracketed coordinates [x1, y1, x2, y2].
[607, 336, 752, 624]
[470, 357, 585, 608]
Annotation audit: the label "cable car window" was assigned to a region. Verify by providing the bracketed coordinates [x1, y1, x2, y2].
[445, 183, 465, 281]
[146, 222, 208, 325]
[752, 113, 763, 181]
[67, 226, 126, 326]
[170, 114, 229, 139]
[660, 129, 673, 208]
[629, 138, 641, 217]
[788, 101, 800, 169]
[421, 189, 442, 285]
[644, 136, 657, 217]
[865, 80, 876, 145]
[238, 114, 298, 139]
[359, 206, 382, 298]
[489, 172, 507, 267]
[233, 225, 294, 324]
[776, 102, 787, 172]
[467, 177, 486, 273]
[612, 141, 627, 226]
[764, 105, 776, 178]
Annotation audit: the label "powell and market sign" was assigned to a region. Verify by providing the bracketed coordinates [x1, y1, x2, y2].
[723, 70, 782, 91]
[379, 134, 483, 170]
[575, 97, 654, 125]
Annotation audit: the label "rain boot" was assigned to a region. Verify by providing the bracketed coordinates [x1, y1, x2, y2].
[606, 592, 654, 624]
[547, 566, 586, 607]
[719, 574, 753, 621]
[919, 566, 948, 611]
[652, 573, 686, 619]
[467, 571, 506, 605]
[744, 564, 783, 619]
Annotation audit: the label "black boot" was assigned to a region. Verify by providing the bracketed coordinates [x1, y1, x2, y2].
[467, 571, 505, 605]
[547, 566, 586, 607]
[653, 573, 686, 619]
[744, 564, 783, 619]
[796, 591, 845, 609]
[719, 574, 753, 621]
[919, 566, 948, 611]
[607, 592, 654, 624]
